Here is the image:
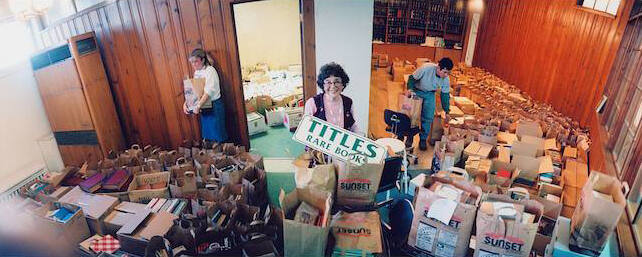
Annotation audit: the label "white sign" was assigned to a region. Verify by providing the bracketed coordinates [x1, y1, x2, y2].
[293, 115, 386, 165]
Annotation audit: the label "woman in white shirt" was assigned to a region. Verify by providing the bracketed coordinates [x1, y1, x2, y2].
[183, 49, 228, 142]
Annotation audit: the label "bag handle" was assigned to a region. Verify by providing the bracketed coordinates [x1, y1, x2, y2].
[176, 157, 187, 165]
[185, 171, 195, 178]
[168, 150, 177, 156]
[131, 144, 141, 150]
[622, 182, 630, 197]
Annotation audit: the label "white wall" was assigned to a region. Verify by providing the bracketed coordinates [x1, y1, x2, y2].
[234, 0, 302, 70]
[0, 61, 64, 192]
[315, 0, 374, 134]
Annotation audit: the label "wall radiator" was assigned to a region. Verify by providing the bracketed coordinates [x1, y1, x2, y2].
[0, 168, 47, 203]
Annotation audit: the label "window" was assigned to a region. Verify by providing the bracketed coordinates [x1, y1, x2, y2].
[577, 0, 621, 15]
[0, 20, 35, 70]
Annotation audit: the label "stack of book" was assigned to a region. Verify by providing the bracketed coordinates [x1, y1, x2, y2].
[145, 198, 187, 216]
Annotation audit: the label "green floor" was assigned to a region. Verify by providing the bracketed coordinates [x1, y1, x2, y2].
[249, 125, 305, 158]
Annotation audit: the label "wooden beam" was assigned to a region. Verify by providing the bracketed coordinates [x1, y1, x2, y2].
[220, 0, 251, 149]
[301, 0, 317, 101]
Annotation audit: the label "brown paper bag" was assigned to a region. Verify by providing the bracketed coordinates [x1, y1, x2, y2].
[213, 156, 243, 185]
[569, 172, 626, 253]
[169, 157, 195, 180]
[474, 194, 543, 257]
[331, 211, 383, 254]
[398, 94, 422, 127]
[183, 77, 210, 111]
[336, 156, 384, 207]
[408, 177, 480, 257]
[279, 188, 332, 257]
[294, 152, 336, 194]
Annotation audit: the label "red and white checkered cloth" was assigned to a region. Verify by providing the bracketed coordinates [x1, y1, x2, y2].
[89, 234, 120, 254]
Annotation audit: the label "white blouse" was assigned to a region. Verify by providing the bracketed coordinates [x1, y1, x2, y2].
[194, 65, 221, 101]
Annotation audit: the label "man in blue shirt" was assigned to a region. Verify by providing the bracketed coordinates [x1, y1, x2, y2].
[406, 57, 453, 151]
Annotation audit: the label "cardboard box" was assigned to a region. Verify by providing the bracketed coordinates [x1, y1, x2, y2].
[522, 135, 545, 157]
[266, 107, 285, 126]
[561, 206, 575, 218]
[255, 95, 273, 115]
[539, 183, 563, 201]
[42, 186, 73, 204]
[279, 188, 332, 257]
[533, 196, 563, 255]
[545, 138, 559, 151]
[104, 201, 148, 235]
[463, 141, 493, 160]
[247, 112, 268, 136]
[283, 107, 304, 131]
[561, 160, 589, 189]
[570, 172, 626, 254]
[488, 160, 520, 188]
[516, 120, 543, 139]
[547, 217, 614, 257]
[128, 172, 170, 203]
[453, 96, 476, 114]
[42, 167, 76, 187]
[58, 186, 120, 235]
[563, 147, 577, 161]
[449, 105, 465, 117]
[497, 131, 518, 146]
[117, 210, 177, 256]
[31, 202, 91, 254]
[512, 155, 542, 184]
[511, 140, 538, 158]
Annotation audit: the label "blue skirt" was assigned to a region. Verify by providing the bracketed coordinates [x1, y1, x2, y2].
[200, 98, 228, 142]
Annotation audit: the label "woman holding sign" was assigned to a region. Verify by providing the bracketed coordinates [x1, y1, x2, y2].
[304, 62, 358, 133]
[183, 48, 228, 142]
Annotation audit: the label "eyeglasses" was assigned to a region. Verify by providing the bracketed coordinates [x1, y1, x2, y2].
[323, 81, 343, 86]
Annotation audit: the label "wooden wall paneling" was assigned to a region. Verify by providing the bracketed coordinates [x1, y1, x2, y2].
[220, 0, 250, 148]
[210, 0, 247, 147]
[152, 0, 198, 146]
[473, 0, 633, 127]
[35, 0, 261, 149]
[301, 0, 316, 101]
[167, 0, 201, 141]
[103, 3, 163, 146]
[124, 0, 177, 148]
[87, 9, 137, 147]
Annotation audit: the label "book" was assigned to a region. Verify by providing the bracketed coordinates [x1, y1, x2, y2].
[102, 169, 131, 190]
[152, 199, 167, 213]
[79, 172, 105, 193]
[172, 201, 186, 216]
[146, 198, 159, 209]
[166, 199, 179, 213]
[159, 199, 172, 212]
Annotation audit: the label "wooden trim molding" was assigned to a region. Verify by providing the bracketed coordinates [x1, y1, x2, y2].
[301, 0, 317, 101]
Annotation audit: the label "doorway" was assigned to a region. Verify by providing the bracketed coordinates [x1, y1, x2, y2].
[232, 0, 306, 158]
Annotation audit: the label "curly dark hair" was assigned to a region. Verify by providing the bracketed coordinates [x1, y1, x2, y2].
[316, 62, 350, 91]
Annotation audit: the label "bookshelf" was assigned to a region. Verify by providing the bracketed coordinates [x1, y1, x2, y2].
[372, 0, 468, 47]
